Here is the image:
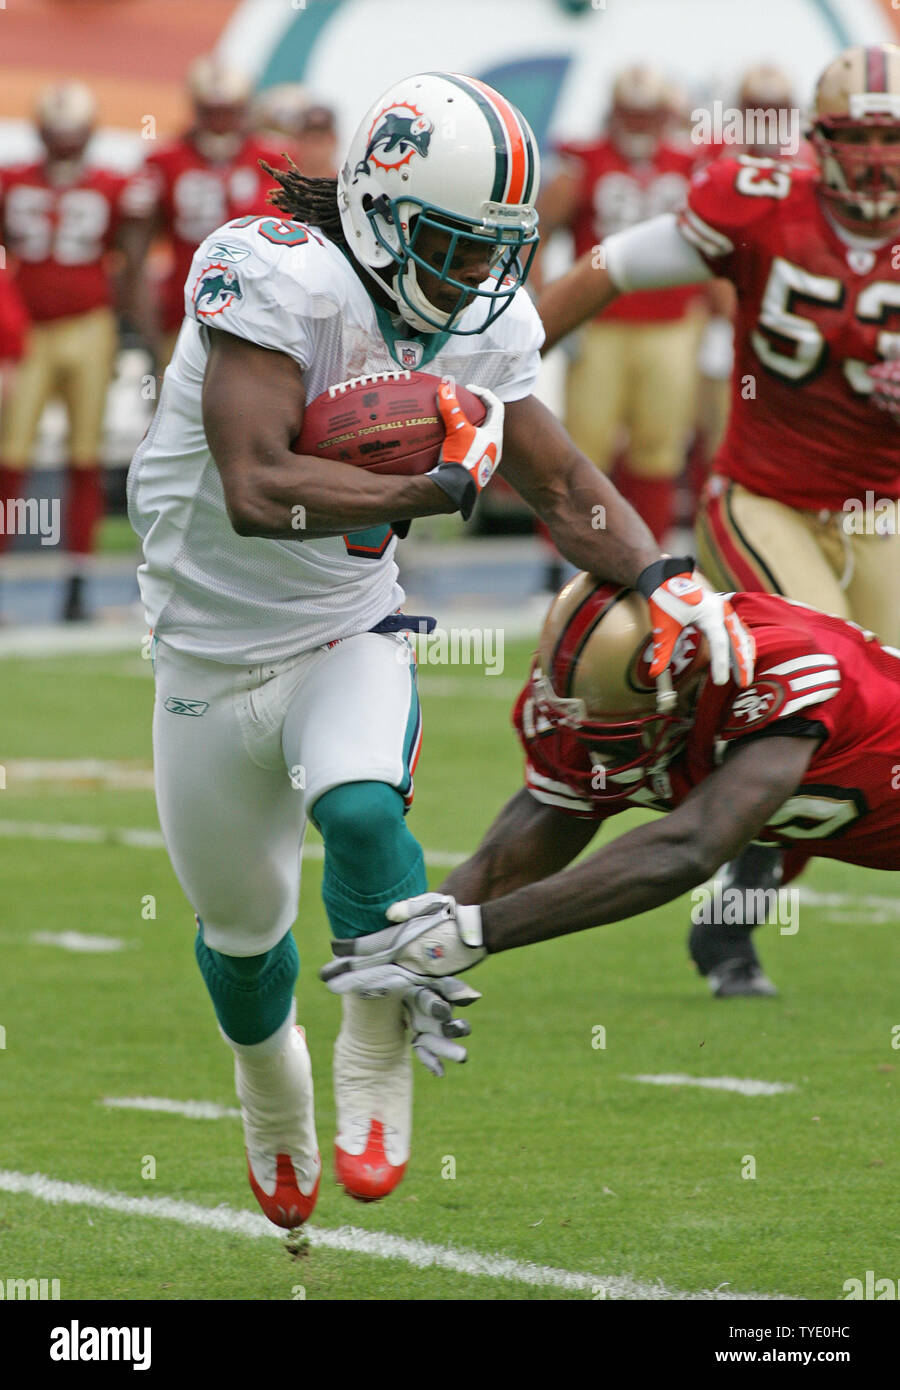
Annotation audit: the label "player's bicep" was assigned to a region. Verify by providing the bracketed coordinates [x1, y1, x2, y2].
[202, 327, 305, 526]
[669, 736, 818, 871]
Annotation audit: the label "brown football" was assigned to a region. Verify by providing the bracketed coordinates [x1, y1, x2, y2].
[292, 370, 487, 476]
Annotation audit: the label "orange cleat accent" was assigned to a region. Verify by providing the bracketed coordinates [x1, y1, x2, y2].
[247, 1149, 321, 1229]
[335, 1120, 407, 1202]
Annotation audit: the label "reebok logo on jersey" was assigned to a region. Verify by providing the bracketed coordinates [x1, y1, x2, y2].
[164, 697, 209, 717]
[205, 242, 252, 263]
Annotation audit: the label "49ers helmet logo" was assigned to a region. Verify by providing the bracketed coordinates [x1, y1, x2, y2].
[354, 102, 434, 180]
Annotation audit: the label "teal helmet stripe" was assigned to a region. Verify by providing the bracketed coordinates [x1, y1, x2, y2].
[427, 71, 509, 203]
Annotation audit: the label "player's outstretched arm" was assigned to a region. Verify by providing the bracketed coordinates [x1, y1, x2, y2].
[202, 328, 457, 539]
[479, 735, 816, 952]
[321, 737, 817, 990]
[439, 787, 599, 904]
[537, 253, 621, 352]
[537, 211, 714, 353]
[500, 392, 658, 583]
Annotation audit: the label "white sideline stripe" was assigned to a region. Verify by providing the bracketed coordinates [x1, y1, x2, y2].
[628, 1074, 796, 1097]
[30, 931, 129, 953]
[101, 1097, 241, 1120]
[0, 820, 466, 868]
[0, 1169, 784, 1299]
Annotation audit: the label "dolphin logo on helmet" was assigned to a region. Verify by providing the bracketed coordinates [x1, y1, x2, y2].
[354, 105, 434, 179]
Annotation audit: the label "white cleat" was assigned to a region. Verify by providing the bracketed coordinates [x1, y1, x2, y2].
[235, 1020, 321, 1229]
[333, 993, 412, 1202]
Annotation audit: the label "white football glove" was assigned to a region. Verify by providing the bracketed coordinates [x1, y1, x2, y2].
[427, 382, 504, 521]
[320, 898, 485, 1077]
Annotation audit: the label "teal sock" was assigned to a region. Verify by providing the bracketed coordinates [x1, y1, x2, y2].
[194, 923, 298, 1045]
[312, 781, 427, 940]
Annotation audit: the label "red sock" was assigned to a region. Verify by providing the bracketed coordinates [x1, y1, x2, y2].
[0, 464, 27, 554]
[615, 468, 674, 545]
[66, 465, 104, 555]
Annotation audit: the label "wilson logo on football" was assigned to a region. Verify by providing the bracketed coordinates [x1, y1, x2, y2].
[724, 681, 784, 730]
[354, 102, 434, 179]
[191, 263, 243, 319]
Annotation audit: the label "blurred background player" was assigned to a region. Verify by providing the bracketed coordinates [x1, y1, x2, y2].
[0, 81, 151, 621]
[536, 63, 705, 572]
[538, 42, 900, 996]
[250, 84, 338, 177]
[684, 65, 811, 530]
[134, 56, 279, 370]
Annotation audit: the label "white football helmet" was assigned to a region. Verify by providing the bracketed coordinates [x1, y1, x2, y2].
[338, 72, 540, 334]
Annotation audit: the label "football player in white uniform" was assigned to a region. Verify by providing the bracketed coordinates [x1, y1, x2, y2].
[128, 71, 753, 1227]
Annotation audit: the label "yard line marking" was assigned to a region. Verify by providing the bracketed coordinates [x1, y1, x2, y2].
[3, 759, 154, 790]
[0, 1169, 787, 1299]
[30, 931, 129, 953]
[797, 887, 900, 921]
[0, 816, 895, 913]
[628, 1074, 796, 1097]
[101, 1097, 241, 1120]
[0, 820, 466, 867]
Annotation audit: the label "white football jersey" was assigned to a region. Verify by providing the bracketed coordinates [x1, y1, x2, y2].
[128, 213, 544, 664]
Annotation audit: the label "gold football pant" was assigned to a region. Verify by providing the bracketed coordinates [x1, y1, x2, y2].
[0, 306, 117, 467]
[696, 479, 900, 647]
[564, 314, 704, 477]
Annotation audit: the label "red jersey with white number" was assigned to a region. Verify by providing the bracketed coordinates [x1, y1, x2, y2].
[0, 163, 149, 322]
[678, 156, 900, 509]
[145, 136, 279, 330]
[514, 592, 900, 871]
[557, 137, 698, 322]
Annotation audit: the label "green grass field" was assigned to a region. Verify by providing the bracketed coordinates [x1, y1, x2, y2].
[0, 636, 897, 1301]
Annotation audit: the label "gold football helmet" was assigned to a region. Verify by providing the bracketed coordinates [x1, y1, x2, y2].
[187, 55, 252, 161]
[533, 574, 708, 797]
[609, 65, 670, 160]
[811, 43, 900, 237]
[35, 81, 97, 165]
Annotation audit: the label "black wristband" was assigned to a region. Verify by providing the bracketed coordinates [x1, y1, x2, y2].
[428, 461, 477, 521]
[391, 520, 411, 540]
[635, 555, 694, 599]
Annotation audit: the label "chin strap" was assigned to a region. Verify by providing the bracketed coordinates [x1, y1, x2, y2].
[655, 668, 677, 713]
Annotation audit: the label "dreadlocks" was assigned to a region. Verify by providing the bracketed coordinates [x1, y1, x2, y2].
[260, 158, 347, 247]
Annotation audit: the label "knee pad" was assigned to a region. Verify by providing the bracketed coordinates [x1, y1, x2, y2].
[195, 922, 298, 1045]
[312, 781, 427, 940]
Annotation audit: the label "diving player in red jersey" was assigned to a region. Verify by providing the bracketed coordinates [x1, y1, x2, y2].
[537, 43, 900, 993]
[322, 575, 900, 1000]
